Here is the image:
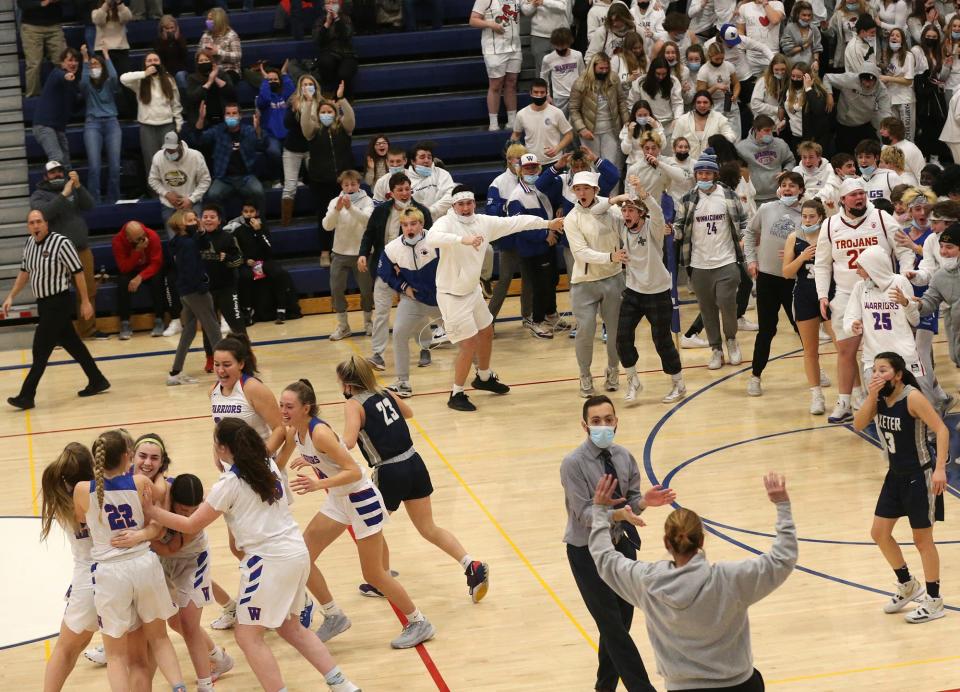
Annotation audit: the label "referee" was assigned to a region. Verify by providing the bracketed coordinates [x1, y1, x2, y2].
[3, 210, 109, 410]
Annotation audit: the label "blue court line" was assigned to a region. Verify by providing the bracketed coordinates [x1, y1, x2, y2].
[642, 347, 960, 613]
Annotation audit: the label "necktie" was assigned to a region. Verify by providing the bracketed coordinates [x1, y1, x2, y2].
[864, 42, 874, 62]
[600, 449, 641, 549]
[599, 449, 623, 500]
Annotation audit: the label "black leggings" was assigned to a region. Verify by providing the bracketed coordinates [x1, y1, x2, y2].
[685, 263, 751, 337]
[751, 272, 796, 377]
[202, 284, 246, 356]
[520, 251, 557, 323]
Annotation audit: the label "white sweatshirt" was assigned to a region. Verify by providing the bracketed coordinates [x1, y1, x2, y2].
[148, 141, 211, 208]
[120, 70, 183, 129]
[612, 196, 671, 294]
[406, 165, 456, 220]
[321, 192, 375, 255]
[564, 198, 625, 284]
[520, 0, 572, 38]
[423, 209, 549, 295]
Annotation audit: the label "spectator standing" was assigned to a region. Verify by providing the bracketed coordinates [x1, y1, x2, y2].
[879, 117, 925, 183]
[915, 25, 949, 163]
[91, 0, 132, 79]
[511, 79, 574, 166]
[129, 0, 161, 20]
[3, 210, 109, 410]
[822, 64, 893, 156]
[735, 115, 796, 205]
[584, 3, 635, 63]
[281, 74, 321, 226]
[32, 48, 80, 168]
[738, 0, 786, 54]
[844, 14, 880, 75]
[671, 90, 738, 161]
[879, 29, 916, 142]
[148, 131, 212, 228]
[371, 147, 410, 202]
[197, 203, 245, 336]
[154, 15, 190, 86]
[121, 53, 183, 177]
[184, 54, 237, 128]
[194, 102, 266, 216]
[29, 163, 105, 340]
[79, 45, 121, 205]
[521, 0, 573, 75]
[405, 142, 456, 222]
[784, 63, 830, 150]
[629, 57, 684, 147]
[307, 83, 355, 267]
[18, 0, 66, 98]
[226, 203, 295, 324]
[256, 63, 296, 182]
[471, 0, 524, 131]
[780, 1, 822, 69]
[364, 135, 390, 189]
[314, 1, 358, 99]
[540, 27, 584, 115]
[111, 221, 165, 339]
[198, 8, 242, 83]
[569, 53, 630, 177]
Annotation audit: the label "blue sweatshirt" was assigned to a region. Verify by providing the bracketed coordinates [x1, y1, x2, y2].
[80, 59, 120, 119]
[376, 236, 440, 306]
[256, 75, 295, 140]
[169, 231, 209, 296]
[505, 181, 553, 258]
[33, 67, 80, 131]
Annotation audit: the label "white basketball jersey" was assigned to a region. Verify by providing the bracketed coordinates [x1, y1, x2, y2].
[825, 210, 895, 294]
[205, 458, 306, 560]
[85, 474, 149, 562]
[210, 375, 271, 440]
[294, 418, 368, 497]
[857, 277, 921, 366]
[67, 521, 93, 566]
[860, 170, 900, 203]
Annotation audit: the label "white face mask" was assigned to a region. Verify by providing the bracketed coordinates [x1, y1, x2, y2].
[394, 198, 411, 209]
[90, 68, 103, 80]
[942, 256, 959, 270]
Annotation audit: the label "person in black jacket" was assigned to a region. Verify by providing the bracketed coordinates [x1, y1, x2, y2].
[184, 53, 237, 128]
[313, 3, 357, 99]
[197, 203, 246, 337]
[227, 202, 295, 325]
[307, 85, 355, 267]
[356, 173, 433, 370]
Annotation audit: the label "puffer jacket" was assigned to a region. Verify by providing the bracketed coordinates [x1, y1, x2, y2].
[568, 73, 630, 135]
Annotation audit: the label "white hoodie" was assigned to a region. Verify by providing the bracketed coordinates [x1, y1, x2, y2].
[406, 165, 455, 220]
[793, 158, 841, 212]
[321, 191, 375, 255]
[148, 141, 211, 209]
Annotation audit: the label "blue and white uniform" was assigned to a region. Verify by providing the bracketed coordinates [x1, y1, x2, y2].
[159, 479, 213, 609]
[205, 458, 309, 628]
[294, 417, 387, 539]
[354, 390, 434, 512]
[86, 474, 177, 638]
[63, 520, 98, 634]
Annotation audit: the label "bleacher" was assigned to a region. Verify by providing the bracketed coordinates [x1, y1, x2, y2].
[10, 0, 539, 325]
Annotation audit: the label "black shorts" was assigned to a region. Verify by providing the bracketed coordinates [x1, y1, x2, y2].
[372, 452, 434, 512]
[874, 467, 944, 529]
[792, 279, 822, 322]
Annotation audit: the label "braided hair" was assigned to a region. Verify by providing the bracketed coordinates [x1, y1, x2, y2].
[91, 430, 127, 515]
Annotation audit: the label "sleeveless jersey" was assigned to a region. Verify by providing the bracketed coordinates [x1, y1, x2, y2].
[67, 521, 93, 566]
[795, 235, 815, 283]
[294, 417, 368, 496]
[211, 375, 271, 440]
[825, 209, 894, 294]
[85, 474, 149, 562]
[875, 385, 931, 473]
[205, 458, 306, 560]
[861, 170, 899, 203]
[158, 476, 209, 560]
[354, 390, 416, 467]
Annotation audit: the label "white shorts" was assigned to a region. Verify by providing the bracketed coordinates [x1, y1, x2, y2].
[830, 292, 853, 341]
[162, 551, 213, 609]
[236, 551, 310, 629]
[483, 51, 522, 78]
[63, 563, 98, 634]
[320, 483, 388, 540]
[437, 286, 494, 344]
[93, 551, 177, 639]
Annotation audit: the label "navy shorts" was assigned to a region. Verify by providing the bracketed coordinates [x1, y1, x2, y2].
[372, 452, 434, 512]
[875, 467, 944, 529]
[793, 279, 822, 322]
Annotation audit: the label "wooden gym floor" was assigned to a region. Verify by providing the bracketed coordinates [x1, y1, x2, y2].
[0, 288, 959, 691]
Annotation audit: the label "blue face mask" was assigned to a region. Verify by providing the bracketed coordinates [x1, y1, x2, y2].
[845, 2, 858, 10]
[388, 165, 404, 174]
[781, 195, 799, 205]
[688, 61, 701, 71]
[889, 40, 902, 51]
[798, 19, 810, 27]
[224, 116, 239, 128]
[860, 165, 876, 176]
[801, 222, 821, 233]
[774, 73, 785, 80]
[589, 425, 616, 449]
[697, 180, 714, 191]
[414, 165, 432, 177]
[319, 113, 335, 126]
[522, 173, 539, 184]
[952, 31, 960, 40]
[759, 133, 774, 145]
[635, 116, 649, 126]
[912, 218, 927, 229]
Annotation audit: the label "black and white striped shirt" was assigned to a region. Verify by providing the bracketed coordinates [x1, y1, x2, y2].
[20, 232, 82, 299]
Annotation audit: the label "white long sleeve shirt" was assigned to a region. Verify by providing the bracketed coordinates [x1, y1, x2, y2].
[406, 165, 456, 220]
[563, 197, 625, 284]
[321, 192, 375, 255]
[120, 70, 183, 129]
[521, 0, 572, 38]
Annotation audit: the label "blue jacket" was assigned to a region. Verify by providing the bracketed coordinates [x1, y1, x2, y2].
[80, 59, 120, 119]
[505, 182, 553, 258]
[169, 231, 209, 296]
[255, 75, 295, 140]
[193, 122, 263, 178]
[535, 157, 620, 215]
[34, 67, 80, 131]
[376, 236, 439, 307]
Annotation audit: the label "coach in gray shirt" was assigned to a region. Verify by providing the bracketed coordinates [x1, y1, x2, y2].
[560, 394, 675, 692]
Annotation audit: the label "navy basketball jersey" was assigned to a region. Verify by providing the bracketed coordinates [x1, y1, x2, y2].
[354, 390, 414, 467]
[875, 385, 931, 472]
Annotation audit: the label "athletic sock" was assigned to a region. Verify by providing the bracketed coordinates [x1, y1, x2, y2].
[811, 386, 822, 397]
[488, 113, 499, 128]
[626, 366, 637, 378]
[927, 580, 941, 598]
[894, 564, 911, 584]
[209, 645, 222, 659]
[197, 677, 214, 692]
[838, 394, 851, 407]
[452, 384, 465, 396]
[506, 110, 517, 128]
[406, 608, 425, 624]
[321, 601, 344, 617]
[324, 666, 346, 685]
[477, 368, 492, 381]
[223, 598, 236, 612]
[672, 373, 683, 383]
[459, 554, 474, 570]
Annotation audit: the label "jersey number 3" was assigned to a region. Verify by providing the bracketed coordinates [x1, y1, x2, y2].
[104, 503, 137, 531]
[882, 431, 897, 453]
[375, 399, 400, 426]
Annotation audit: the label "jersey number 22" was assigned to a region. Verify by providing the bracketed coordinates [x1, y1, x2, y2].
[104, 503, 137, 531]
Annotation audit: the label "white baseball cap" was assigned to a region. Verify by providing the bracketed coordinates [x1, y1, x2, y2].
[838, 178, 866, 198]
[519, 153, 540, 167]
[45, 161, 63, 172]
[571, 171, 600, 188]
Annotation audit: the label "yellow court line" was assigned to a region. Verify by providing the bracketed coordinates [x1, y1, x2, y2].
[768, 653, 960, 684]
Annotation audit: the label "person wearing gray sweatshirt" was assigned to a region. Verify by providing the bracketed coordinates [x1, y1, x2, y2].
[822, 63, 893, 158]
[734, 115, 796, 204]
[589, 472, 797, 691]
[913, 224, 960, 367]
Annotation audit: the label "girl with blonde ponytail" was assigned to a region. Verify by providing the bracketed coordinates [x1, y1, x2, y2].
[73, 430, 186, 692]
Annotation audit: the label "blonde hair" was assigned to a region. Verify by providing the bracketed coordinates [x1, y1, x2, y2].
[639, 129, 663, 150]
[578, 53, 616, 95]
[336, 355, 381, 394]
[337, 169, 362, 184]
[880, 145, 906, 172]
[400, 207, 425, 225]
[797, 140, 822, 156]
[505, 143, 528, 175]
[706, 42, 725, 59]
[901, 186, 937, 207]
[168, 208, 196, 234]
[763, 53, 791, 101]
[40, 443, 94, 540]
[664, 507, 704, 557]
[207, 7, 230, 37]
[91, 431, 128, 515]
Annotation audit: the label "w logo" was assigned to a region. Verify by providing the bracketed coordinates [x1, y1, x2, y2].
[247, 606, 262, 621]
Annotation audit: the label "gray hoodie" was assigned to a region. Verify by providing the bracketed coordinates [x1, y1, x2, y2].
[735, 134, 796, 202]
[589, 502, 797, 690]
[918, 263, 960, 365]
[822, 65, 893, 130]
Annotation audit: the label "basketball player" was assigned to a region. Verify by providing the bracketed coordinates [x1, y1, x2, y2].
[72, 430, 185, 692]
[853, 352, 949, 624]
[814, 178, 914, 423]
[338, 356, 491, 601]
[145, 418, 362, 692]
[423, 184, 564, 412]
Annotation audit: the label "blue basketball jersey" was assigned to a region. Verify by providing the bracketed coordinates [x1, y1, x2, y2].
[354, 391, 414, 467]
[875, 385, 931, 473]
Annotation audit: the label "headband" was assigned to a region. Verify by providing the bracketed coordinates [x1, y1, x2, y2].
[136, 437, 166, 454]
[452, 191, 475, 203]
[907, 195, 931, 209]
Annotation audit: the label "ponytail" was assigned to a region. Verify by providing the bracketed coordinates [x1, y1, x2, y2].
[875, 351, 922, 390]
[664, 508, 704, 557]
[40, 443, 94, 540]
[91, 431, 127, 516]
[214, 333, 258, 376]
[170, 473, 204, 507]
[336, 355, 381, 394]
[284, 378, 318, 417]
[215, 418, 279, 504]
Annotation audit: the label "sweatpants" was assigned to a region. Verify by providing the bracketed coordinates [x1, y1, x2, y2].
[171, 292, 222, 374]
[520, 251, 558, 323]
[915, 327, 949, 405]
[685, 263, 751, 337]
[488, 248, 533, 319]
[616, 289, 682, 375]
[751, 272, 796, 378]
[330, 252, 373, 314]
[689, 263, 740, 350]
[371, 277, 397, 357]
[394, 297, 442, 381]
[571, 273, 624, 378]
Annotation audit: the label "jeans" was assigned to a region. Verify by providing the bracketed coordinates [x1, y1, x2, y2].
[33, 125, 71, 169]
[83, 116, 122, 204]
[402, 0, 443, 30]
[282, 149, 309, 199]
[259, 134, 284, 181]
[207, 175, 266, 216]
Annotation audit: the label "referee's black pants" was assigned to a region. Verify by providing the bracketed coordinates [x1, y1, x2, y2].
[616, 288, 682, 375]
[567, 536, 655, 692]
[20, 292, 104, 400]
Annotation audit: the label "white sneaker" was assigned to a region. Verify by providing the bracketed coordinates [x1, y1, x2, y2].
[329, 324, 351, 341]
[747, 375, 762, 396]
[662, 381, 686, 403]
[530, 322, 554, 339]
[162, 318, 182, 337]
[166, 372, 198, 386]
[884, 577, 924, 613]
[329, 680, 362, 692]
[827, 400, 853, 424]
[488, 122, 501, 132]
[625, 375, 642, 402]
[430, 326, 449, 346]
[210, 647, 235, 682]
[737, 316, 759, 331]
[681, 334, 709, 349]
[220, 317, 230, 334]
[819, 368, 831, 387]
[852, 387, 866, 411]
[810, 391, 826, 415]
[819, 325, 831, 342]
[905, 595, 945, 623]
[708, 349, 724, 370]
[726, 338, 742, 365]
[211, 605, 237, 630]
[83, 644, 106, 666]
[604, 367, 619, 392]
[579, 375, 595, 398]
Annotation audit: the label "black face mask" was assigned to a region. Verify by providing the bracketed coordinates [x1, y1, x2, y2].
[880, 380, 895, 398]
[848, 205, 867, 217]
[595, 71, 609, 81]
[269, 81, 281, 92]
[198, 63, 212, 76]
[791, 78, 803, 88]
[556, 48, 569, 56]
[638, 1, 650, 8]
[925, 37, 940, 47]
[880, 134, 892, 145]
[675, 151, 690, 161]
[184, 224, 198, 235]
[531, 95, 547, 106]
